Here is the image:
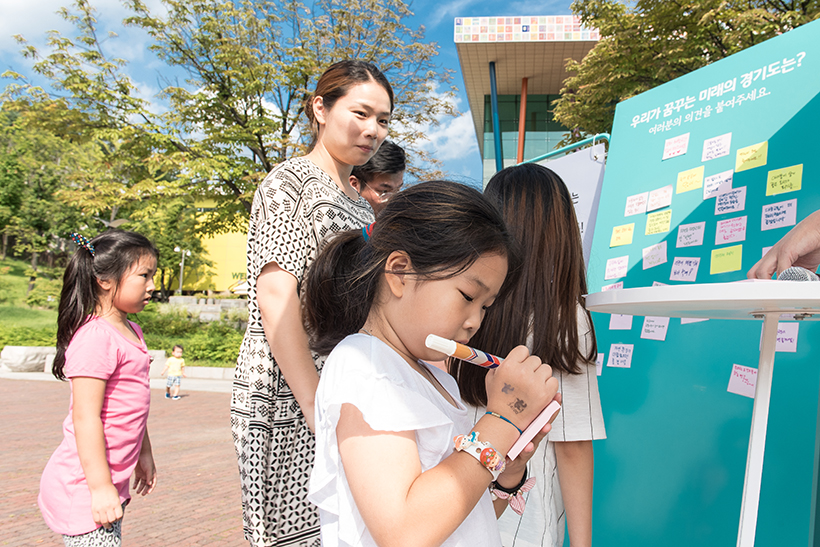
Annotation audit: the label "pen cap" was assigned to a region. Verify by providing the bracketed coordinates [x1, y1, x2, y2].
[425, 334, 457, 356]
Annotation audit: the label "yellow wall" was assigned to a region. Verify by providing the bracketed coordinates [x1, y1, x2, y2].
[201, 231, 247, 292]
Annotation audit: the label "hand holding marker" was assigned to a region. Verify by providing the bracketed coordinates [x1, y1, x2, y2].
[424, 334, 562, 460]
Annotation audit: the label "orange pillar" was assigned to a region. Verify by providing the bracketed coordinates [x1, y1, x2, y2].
[516, 77, 528, 163]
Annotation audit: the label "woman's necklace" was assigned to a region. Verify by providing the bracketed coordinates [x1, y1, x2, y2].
[359, 327, 373, 336]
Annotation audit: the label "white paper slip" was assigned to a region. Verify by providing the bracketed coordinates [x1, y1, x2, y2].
[641, 316, 670, 341]
[610, 314, 633, 330]
[607, 344, 634, 368]
[728, 364, 757, 398]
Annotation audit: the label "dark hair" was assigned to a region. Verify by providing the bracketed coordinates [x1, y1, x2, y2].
[173, 344, 184, 351]
[53, 230, 158, 381]
[453, 163, 597, 407]
[305, 60, 394, 145]
[304, 180, 521, 356]
[350, 141, 406, 183]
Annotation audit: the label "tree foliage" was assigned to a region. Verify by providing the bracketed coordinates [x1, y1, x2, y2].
[554, 0, 820, 140]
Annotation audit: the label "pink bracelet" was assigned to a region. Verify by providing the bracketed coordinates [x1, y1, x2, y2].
[490, 476, 536, 515]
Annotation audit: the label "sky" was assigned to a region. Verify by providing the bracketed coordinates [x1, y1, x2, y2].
[0, 0, 574, 186]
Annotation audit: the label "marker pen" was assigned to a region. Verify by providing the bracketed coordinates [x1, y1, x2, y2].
[425, 334, 502, 369]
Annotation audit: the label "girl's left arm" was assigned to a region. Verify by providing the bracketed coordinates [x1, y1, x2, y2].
[554, 440, 594, 547]
[133, 429, 157, 496]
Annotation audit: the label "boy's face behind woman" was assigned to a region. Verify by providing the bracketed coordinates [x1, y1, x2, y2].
[172, 347, 183, 358]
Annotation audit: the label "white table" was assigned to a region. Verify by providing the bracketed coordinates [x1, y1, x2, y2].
[585, 281, 820, 547]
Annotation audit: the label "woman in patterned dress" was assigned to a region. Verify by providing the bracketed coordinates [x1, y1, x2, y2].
[231, 60, 393, 547]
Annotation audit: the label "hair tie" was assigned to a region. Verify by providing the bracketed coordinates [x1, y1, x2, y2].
[362, 222, 375, 242]
[70, 232, 95, 257]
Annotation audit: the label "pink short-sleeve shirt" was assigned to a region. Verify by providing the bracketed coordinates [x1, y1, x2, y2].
[39, 316, 151, 535]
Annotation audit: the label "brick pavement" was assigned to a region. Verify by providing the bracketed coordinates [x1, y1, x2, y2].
[0, 378, 247, 546]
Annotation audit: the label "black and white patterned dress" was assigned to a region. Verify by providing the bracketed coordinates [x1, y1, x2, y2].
[231, 157, 374, 547]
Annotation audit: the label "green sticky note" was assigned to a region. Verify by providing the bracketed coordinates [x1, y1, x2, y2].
[676, 166, 705, 194]
[610, 223, 635, 247]
[645, 210, 672, 235]
[766, 164, 803, 196]
[710, 245, 743, 274]
[735, 142, 768, 172]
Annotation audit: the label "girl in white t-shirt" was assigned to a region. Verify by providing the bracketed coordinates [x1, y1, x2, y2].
[303, 181, 561, 547]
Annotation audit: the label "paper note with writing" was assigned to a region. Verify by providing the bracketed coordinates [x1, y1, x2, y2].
[670, 257, 700, 282]
[761, 246, 772, 259]
[641, 316, 670, 341]
[596, 353, 604, 376]
[610, 314, 633, 330]
[646, 209, 673, 235]
[676, 166, 705, 194]
[647, 185, 673, 211]
[625, 192, 649, 217]
[759, 322, 799, 353]
[681, 317, 709, 324]
[761, 199, 797, 231]
[605, 256, 629, 280]
[607, 344, 634, 368]
[735, 141, 768, 172]
[652, 281, 668, 287]
[711, 245, 743, 274]
[766, 164, 803, 196]
[602, 281, 624, 291]
[728, 364, 757, 398]
[703, 169, 734, 200]
[611, 224, 635, 247]
[662, 133, 690, 160]
[715, 216, 747, 245]
[676, 222, 705, 248]
[702, 133, 732, 162]
[642, 241, 667, 269]
[715, 187, 747, 215]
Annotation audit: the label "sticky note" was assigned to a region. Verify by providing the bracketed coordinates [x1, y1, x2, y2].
[607, 344, 634, 368]
[625, 192, 649, 216]
[761, 246, 772, 259]
[605, 256, 629, 280]
[710, 245, 743, 274]
[611, 224, 635, 247]
[766, 164, 803, 196]
[715, 216, 747, 245]
[641, 316, 670, 341]
[647, 185, 673, 211]
[652, 281, 668, 287]
[646, 209, 672, 235]
[670, 257, 700, 282]
[676, 222, 705, 248]
[676, 166, 705, 194]
[663, 133, 690, 160]
[728, 364, 757, 398]
[759, 322, 799, 353]
[715, 187, 747, 215]
[702, 133, 732, 162]
[735, 142, 768, 172]
[642, 241, 667, 269]
[610, 314, 633, 330]
[703, 169, 734, 199]
[596, 353, 604, 376]
[761, 199, 797, 231]
[681, 317, 709, 324]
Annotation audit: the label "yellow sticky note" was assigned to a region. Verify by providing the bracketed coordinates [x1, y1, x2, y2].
[610, 223, 635, 247]
[710, 245, 743, 274]
[766, 164, 803, 196]
[735, 142, 768, 172]
[645, 210, 672, 235]
[676, 166, 704, 194]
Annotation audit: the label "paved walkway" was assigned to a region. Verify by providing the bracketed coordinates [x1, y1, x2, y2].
[0, 374, 247, 546]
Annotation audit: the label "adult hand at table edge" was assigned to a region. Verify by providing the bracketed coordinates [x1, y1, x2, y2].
[748, 210, 820, 279]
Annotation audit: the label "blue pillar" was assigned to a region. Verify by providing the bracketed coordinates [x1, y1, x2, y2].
[489, 61, 504, 173]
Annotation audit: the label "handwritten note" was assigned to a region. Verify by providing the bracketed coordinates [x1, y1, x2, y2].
[596, 353, 604, 376]
[681, 317, 709, 324]
[605, 256, 629, 280]
[728, 364, 757, 398]
[760, 322, 799, 353]
[647, 185, 673, 211]
[710, 245, 743, 274]
[662, 133, 690, 160]
[601, 281, 624, 291]
[676, 222, 705, 248]
[715, 187, 747, 215]
[703, 169, 734, 199]
[761, 199, 797, 231]
[676, 166, 705, 194]
[625, 192, 649, 216]
[611, 224, 635, 247]
[646, 209, 672, 235]
[766, 164, 803, 196]
[715, 216, 747, 245]
[670, 257, 700, 282]
[610, 314, 633, 330]
[642, 241, 667, 270]
[735, 141, 768, 172]
[652, 281, 668, 287]
[641, 317, 670, 341]
[702, 133, 732, 162]
[607, 344, 634, 368]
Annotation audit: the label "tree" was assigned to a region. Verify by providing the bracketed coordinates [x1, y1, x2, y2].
[553, 0, 820, 141]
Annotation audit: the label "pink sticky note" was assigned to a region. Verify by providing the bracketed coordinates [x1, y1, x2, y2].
[625, 192, 649, 217]
[702, 133, 732, 162]
[647, 185, 673, 211]
[761, 199, 797, 231]
[595, 353, 604, 376]
[715, 187, 747, 215]
[640, 317, 670, 341]
[670, 257, 700, 282]
[681, 317, 709, 324]
[662, 133, 690, 160]
[703, 169, 734, 199]
[607, 344, 634, 368]
[605, 256, 629, 280]
[715, 216, 747, 245]
[676, 222, 705, 248]
[728, 364, 757, 398]
[759, 322, 799, 353]
[610, 314, 633, 330]
[602, 281, 624, 291]
[642, 241, 668, 269]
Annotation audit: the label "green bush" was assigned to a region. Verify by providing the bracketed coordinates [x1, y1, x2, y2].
[25, 278, 63, 310]
[0, 324, 57, 347]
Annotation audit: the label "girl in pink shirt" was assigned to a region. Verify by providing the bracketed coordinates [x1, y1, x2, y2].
[40, 230, 159, 546]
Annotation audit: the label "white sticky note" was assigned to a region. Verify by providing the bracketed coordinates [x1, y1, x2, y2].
[607, 344, 634, 368]
[728, 364, 757, 398]
[605, 256, 629, 280]
[761, 246, 772, 259]
[670, 257, 700, 282]
[602, 281, 624, 291]
[625, 192, 649, 217]
[610, 314, 633, 330]
[681, 317, 709, 324]
[715, 187, 747, 215]
[663, 133, 690, 160]
[760, 322, 799, 353]
[641, 316, 670, 341]
[761, 199, 798, 231]
[703, 169, 734, 199]
[596, 353, 604, 376]
[676, 222, 705, 248]
[647, 185, 673, 211]
[715, 216, 747, 245]
[702, 132, 732, 162]
[652, 281, 668, 287]
[642, 241, 667, 270]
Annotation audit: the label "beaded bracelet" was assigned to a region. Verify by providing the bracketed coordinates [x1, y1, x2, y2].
[453, 431, 506, 480]
[485, 411, 523, 434]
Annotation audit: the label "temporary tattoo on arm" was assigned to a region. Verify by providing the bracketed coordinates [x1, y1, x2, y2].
[509, 399, 527, 414]
[502, 383, 514, 394]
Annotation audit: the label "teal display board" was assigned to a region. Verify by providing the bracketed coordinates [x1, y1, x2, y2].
[586, 21, 820, 546]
